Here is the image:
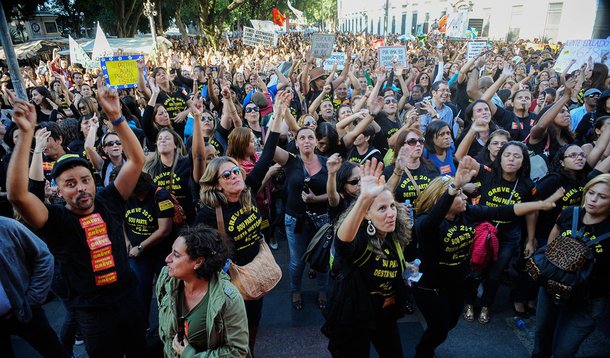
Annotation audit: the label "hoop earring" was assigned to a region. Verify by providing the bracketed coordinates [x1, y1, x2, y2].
[367, 220, 376, 236]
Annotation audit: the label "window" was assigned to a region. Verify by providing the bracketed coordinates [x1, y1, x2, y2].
[392, 16, 396, 33]
[44, 21, 58, 34]
[544, 2, 563, 40]
[507, 5, 523, 42]
[401, 13, 407, 34]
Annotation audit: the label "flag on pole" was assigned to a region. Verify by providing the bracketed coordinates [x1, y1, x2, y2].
[69, 36, 97, 69]
[272, 8, 286, 27]
[287, 1, 303, 19]
[92, 22, 114, 63]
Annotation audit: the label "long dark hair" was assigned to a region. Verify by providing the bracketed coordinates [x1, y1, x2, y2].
[336, 161, 358, 198]
[549, 144, 587, 182]
[535, 104, 574, 143]
[491, 141, 531, 180]
[424, 121, 452, 154]
[475, 129, 511, 166]
[315, 122, 339, 155]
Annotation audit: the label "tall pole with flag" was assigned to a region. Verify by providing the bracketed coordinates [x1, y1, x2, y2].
[272, 8, 286, 27]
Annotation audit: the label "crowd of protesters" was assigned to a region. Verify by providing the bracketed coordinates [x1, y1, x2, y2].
[0, 30, 609, 358]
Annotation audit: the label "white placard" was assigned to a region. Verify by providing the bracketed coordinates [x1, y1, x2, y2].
[242, 27, 278, 48]
[467, 41, 489, 59]
[311, 33, 335, 58]
[445, 12, 469, 39]
[377, 46, 407, 68]
[553, 39, 610, 73]
[323, 52, 346, 71]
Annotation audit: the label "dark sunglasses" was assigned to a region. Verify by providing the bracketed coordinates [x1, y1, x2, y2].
[78, 106, 87, 110]
[201, 116, 214, 122]
[346, 178, 360, 185]
[586, 94, 600, 98]
[104, 140, 121, 147]
[384, 98, 398, 104]
[220, 166, 241, 180]
[245, 106, 259, 113]
[406, 137, 425, 146]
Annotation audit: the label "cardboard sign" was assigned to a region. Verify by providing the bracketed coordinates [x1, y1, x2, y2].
[467, 41, 489, 59]
[311, 33, 336, 58]
[553, 39, 610, 72]
[378, 46, 407, 68]
[100, 55, 144, 89]
[242, 26, 278, 48]
[323, 52, 346, 71]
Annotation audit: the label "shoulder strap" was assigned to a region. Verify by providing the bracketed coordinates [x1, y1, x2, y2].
[586, 232, 610, 247]
[571, 206, 579, 239]
[215, 206, 226, 235]
[403, 168, 421, 197]
[360, 149, 380, 164]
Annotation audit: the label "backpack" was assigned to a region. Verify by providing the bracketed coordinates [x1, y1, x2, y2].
[526, 206, 610, 304]
[155, 187, 186, 227]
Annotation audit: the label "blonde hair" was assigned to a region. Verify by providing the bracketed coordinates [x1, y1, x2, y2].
[199, 156, 253, 210]
[415, 176, 452, 215]
[581, 174, 610, 210]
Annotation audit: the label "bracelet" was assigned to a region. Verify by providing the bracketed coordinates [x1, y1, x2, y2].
[111, 115, 126, 126]
[393, 169, 404, 176]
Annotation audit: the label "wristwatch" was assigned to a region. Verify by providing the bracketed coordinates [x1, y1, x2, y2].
[449, 181, 460, 191]
[137, 244, 144, 253]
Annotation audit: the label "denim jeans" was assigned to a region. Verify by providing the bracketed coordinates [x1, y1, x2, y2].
[284, 214, 328, 293]
[129, 249, 166, 328]
[532, 288, 608, 358]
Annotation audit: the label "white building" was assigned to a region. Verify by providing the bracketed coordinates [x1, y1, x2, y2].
[337, 0, 609, 42]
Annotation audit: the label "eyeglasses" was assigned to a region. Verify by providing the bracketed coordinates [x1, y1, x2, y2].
[564, 152, 586, 159]
[104, 140, 121, 147]
[78, 106, 87, 110]
[303, 120, 316, 126]
[406, 137, 425, 146]
[219, 166, 241, 180]
[346, 178, 360, 185]
[586, 94, 600, 98]
[245, 106, 259, 113]
[202, 116, 214, 122]
[384, 98, 397, 104]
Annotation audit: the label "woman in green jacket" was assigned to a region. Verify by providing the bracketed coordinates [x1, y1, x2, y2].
[156, 225, 251, 357]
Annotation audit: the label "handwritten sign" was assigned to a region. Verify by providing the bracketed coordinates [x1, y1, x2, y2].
[323, 52, 346, 71]
[378, 46, 407, 68]
[100, 55, 144, 89]
[311, 33, 335, 58]
[553, 39, 610, 72]
[242, 26, 278, 48]
[467, 41, 489, 59]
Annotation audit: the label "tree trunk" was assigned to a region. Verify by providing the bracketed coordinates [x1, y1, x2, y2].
[175, 0, 188, 43]
[155, 0, 164, 36]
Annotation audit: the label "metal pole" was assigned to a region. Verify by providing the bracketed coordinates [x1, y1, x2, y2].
[0, 4, 27, 100]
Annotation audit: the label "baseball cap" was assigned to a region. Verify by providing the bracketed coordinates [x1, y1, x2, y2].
[584, 88, 601, 97]
[50, 154, 93, 179]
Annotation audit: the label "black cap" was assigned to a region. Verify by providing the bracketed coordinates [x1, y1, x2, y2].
[50, 154, 93, 180]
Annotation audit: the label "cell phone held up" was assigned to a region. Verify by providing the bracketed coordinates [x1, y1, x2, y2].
[415, 102, 427, 115]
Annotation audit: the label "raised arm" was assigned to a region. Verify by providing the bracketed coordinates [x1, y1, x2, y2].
[342, 112, 373, 148]
[331, 47, 352, 89]
[29, 128, 51, 182]
[466, 54, 487, 100]
[308, 84, 331, 116]
[587, 123, 610, 167]
[6, 93, 49, 229]
[367, 68, 386, 110]
[137, 58, 151, 99]
[191, 97, 206, 183]
[96, 80, 145, 200]
[326, 153, 342, 208]
[530, 76, 576, 143]
[481, 62, 513, 116]
[84, 115, 104, 171]
[455, 119, 487, 162]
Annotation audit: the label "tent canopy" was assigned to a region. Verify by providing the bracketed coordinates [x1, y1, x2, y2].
[0, 39, 67, 60]
[58, 36, 172, 56]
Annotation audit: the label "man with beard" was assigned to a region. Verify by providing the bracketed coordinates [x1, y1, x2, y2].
[420, 80, 459, 137]
[6, 82, 146, 358]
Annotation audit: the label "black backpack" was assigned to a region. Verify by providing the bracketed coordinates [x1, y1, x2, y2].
[526, 206, 610, 304]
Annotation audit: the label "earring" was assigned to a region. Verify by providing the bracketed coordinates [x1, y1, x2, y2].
[367, 220, 376, 236]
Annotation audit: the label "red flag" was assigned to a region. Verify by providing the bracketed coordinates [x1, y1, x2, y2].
[272, 8, 286, 27]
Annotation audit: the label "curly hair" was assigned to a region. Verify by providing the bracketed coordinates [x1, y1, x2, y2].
[179, 224, 231, 280]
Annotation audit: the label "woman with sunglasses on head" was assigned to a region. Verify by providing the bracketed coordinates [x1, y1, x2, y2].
[533, 173, 610, 358]
[413, 157, 563, 358]
[368, 69, 401, 157]
[324, 159, 412, 357]
[385, 127, 439, 203]
[196, 94, 286, 354]
[84, 114, 126, 187]
[143, 99, 207, 224]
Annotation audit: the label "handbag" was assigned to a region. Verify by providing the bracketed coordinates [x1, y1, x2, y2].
[469, 179, 518, 271]
[302, 222, 334, 273]
[300, 156, 330, 230]
[215, 206, 282, 301]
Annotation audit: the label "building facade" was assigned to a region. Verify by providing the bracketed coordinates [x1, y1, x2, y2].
[337, 0, 609, 42]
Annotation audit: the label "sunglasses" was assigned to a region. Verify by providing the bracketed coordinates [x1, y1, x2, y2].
[406, 137, 425, 146]
[220, 166, 241, 180]
[303, 120, 316, 126]
[245, 106, 259, 113]
[201, 116, 214, 122]
[564, 152, 586, 159]
[586, 94, 600, 98]
[346, 178, 360, 185]
[384, 98, 398, 104]
[78, 106, 87, 110]
[104, 140, 121, 147]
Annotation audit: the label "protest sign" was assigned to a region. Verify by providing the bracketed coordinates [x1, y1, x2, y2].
[445, 12, 469, 38]
[378, 46, 407, 68]
[100, 55, 144, 89]
[323, 52, 346, 71]
[553, 39, 610, 72]
[69, 36, 97, 69]
[311, 33, 335, 58]
[467, 41, 489, 59]
[242, 27, 278, 48]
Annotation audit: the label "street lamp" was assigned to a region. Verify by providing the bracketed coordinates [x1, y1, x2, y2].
[143, 0, 158, 49]
[79, 12, 89, 38]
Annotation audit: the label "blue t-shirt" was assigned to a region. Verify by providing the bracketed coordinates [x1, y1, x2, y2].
[424, 145, 456, 176]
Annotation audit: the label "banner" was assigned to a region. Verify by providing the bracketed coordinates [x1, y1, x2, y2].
[445, 12, 469, 39]
[242, 27, 278, 48]
[311, 33, 335, 58]
[100, 55, 144, 89]
[250, 20, 276, 32]
[69, 35, 97, 69]
[92, 22, 114, 63]
[377, 46, 407, 68]
[323, 52, 346, 71]
[553, 39, 610, 72]
[287, 0, 303, 19]
[467, 41, 489, 59]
